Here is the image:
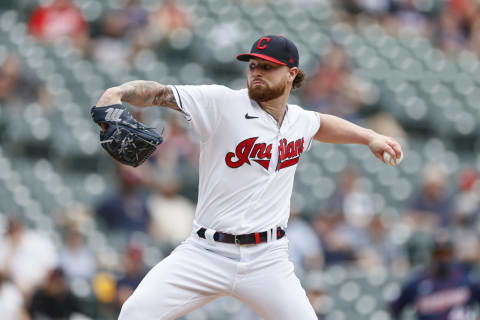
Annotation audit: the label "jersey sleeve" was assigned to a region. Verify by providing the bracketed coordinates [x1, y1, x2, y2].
[303, 110, 321, 152]
[169, 85, 229, 143]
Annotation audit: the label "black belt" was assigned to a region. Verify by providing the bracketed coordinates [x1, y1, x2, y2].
[197, 227, 285, 245]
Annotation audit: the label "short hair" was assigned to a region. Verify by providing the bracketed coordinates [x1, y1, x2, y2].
[292, 69, 306, 90]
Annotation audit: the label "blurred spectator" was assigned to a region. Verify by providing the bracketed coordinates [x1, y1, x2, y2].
[148, 177, 195, 248]
[0, 272, 27, 320]
[312, 211, 368, 267]
[28, 0, 89, 54]
[0, 218, 58, 296]
[452, 168, 480, 225]
[0, 53, 49, 109]
[92, 0, 151, 68]
[407, 163, 453, 228]
[92, 272, 117, 319]
[115, 244, 147, 309]
[58, 227, 96, 283]
[327, 166, 358, 214]
[404, 164, 453, 267]
[92, 12, 133, 69]
[28, 267, 85, 319]
[119, 0, 149, 33]
[357, 215, 405, 271]
[328, 166, 376, 228]
[442, 0, 478, 53]
[339, 0, 480, 55]
[390, 231, 480, 319]
[451, 226, 480, 274]
[390, 0, 433, 36]
[451, 169, 480, 270]
[94, 166, 151, 233]
[286, 209, 324, 275]
[147, 0, 192, 41]
[312, 167, 374, 267]
[343, 184, 375, 229]
[303, 45, 372, 120]
[435, 7, 469, 55]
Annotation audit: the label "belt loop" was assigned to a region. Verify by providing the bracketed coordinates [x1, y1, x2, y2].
[267, 228, 272, 242]
[204, 228, 216, 246]
[272, 227, 277, 241]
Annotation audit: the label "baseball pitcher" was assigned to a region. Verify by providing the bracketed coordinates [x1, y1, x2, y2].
[91, 35, 403, 320]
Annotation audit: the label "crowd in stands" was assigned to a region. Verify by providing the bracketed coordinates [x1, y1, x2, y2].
[0, 0, 480, 319]
[339, 0, 480, 55]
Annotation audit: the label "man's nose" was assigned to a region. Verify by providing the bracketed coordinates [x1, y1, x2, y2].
[250, 68, 263, 77]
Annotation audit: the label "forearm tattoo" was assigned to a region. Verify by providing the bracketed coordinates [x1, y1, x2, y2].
[152, 86, 178, 110]
[118, 80, 180, 111]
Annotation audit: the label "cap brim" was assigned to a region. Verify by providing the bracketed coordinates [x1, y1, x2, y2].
[236, 53, 287, 66]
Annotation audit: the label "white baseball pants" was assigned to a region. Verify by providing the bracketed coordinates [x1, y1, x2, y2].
[118, 230, 317, 320]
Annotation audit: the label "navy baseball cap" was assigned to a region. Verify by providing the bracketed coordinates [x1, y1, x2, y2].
[237, 35, 299, 68]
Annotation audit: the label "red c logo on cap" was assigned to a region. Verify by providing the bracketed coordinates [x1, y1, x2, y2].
[256, 37, 271, 50]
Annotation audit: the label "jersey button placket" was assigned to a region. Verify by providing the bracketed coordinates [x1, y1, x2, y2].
[275, 133, 281, 172]
[268, 131, 280, 173]
[275, 119, 287, 172]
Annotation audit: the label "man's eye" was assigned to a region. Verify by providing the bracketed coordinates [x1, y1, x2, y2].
[263, 65, 272, 70]
[249, 64, 256, 70]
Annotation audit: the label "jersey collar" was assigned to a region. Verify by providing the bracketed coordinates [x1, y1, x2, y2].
[250, 100, 290, 130]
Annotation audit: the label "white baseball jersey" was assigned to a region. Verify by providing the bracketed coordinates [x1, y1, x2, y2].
[170, 85, 320, 234]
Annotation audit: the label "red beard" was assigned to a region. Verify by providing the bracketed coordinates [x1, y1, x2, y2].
[248, 79, 286, 102]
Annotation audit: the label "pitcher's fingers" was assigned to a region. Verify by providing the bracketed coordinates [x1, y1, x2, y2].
[373, 151, 385, 163]
[384, 144, 396, 158]
[388, 141, 403, 159]
[397, 152, 404, 162]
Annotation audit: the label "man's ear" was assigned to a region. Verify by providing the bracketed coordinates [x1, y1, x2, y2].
[288, 67, 299, 82]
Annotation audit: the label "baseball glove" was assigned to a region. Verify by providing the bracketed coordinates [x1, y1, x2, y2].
[90, 104, 163, 167]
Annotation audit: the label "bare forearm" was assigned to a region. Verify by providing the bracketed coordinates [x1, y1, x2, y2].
[314, 113, 375, 145]
[118, 81, 176, 107]
[96, 80, 180, 111]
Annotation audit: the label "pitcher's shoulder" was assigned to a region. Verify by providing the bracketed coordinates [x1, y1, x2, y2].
[287, 104, 305, 112]
[208, 85, 247, 98]
[288, 104, 316, 118]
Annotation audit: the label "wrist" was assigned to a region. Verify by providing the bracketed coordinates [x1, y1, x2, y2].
[96, 87, 123, 107]
[364, 129, 377, 146]
[105, 86, 124, 102]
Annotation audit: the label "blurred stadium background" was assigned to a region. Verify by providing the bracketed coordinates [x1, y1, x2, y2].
[0, 0, 480, 319]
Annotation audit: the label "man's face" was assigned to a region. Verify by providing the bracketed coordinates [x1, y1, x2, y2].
[247, 58, 293, 102]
